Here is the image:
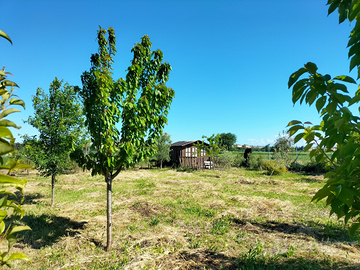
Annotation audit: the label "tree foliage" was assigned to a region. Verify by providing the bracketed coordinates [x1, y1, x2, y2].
[195, 134, 224, 169]
[72, 26, 174, 251]
[0, 30, 31, 267]
[26, 78, 85, 207]
[155, 132, 172, 169]
[272, 131, 293, 165]
[219, 133, 237, 150]
[288, 1, 360, 235]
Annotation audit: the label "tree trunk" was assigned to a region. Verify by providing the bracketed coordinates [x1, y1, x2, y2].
[51, 174, 56, 207]
[106, 174, 113, 251]
[160, 160, 163, 169]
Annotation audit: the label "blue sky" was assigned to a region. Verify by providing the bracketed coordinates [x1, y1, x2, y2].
[1, 0, 357, 146]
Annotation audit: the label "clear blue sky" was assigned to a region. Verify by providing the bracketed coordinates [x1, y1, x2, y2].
[1, 0, 356, 146]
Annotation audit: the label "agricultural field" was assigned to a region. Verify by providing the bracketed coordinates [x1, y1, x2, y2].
[7, 167, 360, 269]
[229, 150, 313, 164]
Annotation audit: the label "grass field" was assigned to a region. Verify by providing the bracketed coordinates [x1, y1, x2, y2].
[6, 167, 360, 269]
[230, 151, 313, 164]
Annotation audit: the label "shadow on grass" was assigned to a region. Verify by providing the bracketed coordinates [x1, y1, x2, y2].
[22, 192, 45, 205]
[232, 218, 358, 243]
[0, 191, 45, 206]
[178, 249, 357, 270]
[19, 214, 87, 249]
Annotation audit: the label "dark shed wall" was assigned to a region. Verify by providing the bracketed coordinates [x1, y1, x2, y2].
[170, 141, 209, 168]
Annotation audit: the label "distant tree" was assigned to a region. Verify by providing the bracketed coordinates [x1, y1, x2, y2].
[219, 133, 237, 150]
[155, 132, 172, 169]
[272, 131, 293, 165]
[26, 78, 85, 207]
[71, 27, 174, 251]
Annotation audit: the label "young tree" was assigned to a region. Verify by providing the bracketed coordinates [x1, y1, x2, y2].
[220, 133, 237, 150]
[195, 134, 223, 169]
[288, 1, 360, 235]
[272, 131, 293, 165]
[27, 78, 85, 207]
[155, 132, 172, 169]
[72, 27, 174, 251]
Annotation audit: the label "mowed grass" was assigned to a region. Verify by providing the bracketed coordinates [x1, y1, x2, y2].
[8, 167, 360, 269]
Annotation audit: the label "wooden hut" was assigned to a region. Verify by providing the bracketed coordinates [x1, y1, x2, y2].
[170, 140, 211, 169]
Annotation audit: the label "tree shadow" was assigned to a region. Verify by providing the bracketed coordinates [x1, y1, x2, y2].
[0, 191, 45, 206]
[231, 218, 358, 243]
[19, 214, 87, 249]
[176, 249, 358, 269]
[22, 192, 44, 205]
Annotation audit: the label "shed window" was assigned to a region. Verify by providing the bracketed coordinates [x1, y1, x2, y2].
[192, 147, 197, 157]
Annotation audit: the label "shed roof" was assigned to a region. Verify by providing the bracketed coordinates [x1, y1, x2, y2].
[171, 140, 209, 147]
[171, 141, 197, 147]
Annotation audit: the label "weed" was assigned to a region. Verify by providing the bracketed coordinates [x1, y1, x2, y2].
[127, 224, 138, 233]
[210, 215, 231, 235]
[188, 235, 201, 249]
[149, 217, 160, 226]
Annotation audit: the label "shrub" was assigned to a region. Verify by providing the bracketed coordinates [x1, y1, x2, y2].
[263, 160, 287, 175]
[232, 153, 245, 167]
[303, 160, 329, 174]
[248, 155, 265, 170]
[176, 167, 196, 173]
[218, 151, 235, 169]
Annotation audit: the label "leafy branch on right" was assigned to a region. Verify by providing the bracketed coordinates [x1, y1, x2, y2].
[288, 1, 360, 235]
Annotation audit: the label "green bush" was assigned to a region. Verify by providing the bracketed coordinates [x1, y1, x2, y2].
[303, 160, 329, 174]
[263, 160, 287, 175]
[248, 155, 265, 170]
[218, 151, 235, 169]
[232, 153, 245, 167]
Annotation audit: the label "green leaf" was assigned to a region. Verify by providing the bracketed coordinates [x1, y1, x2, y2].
[304, 62, 318, 74]
[349, 222, 360, 236]
[0, 108, 21, 119]
[2, 80, 19, 88]
[287, 120, 302, 127]
[9, 99, 25, 109]
[288, 68, 307, 88]
[312, 187, 332, 202]
[333, 75, 356, 84]
[0, 127, 13, 140]
[338, 187, 354, 208]
[7, 253, 30, 262]
[6, 234, 16, 249]
[288, 125, 304, 136]
[292, 79, 308, 103]
[304, 144, 312, 152]
[293, 133, 305, 144]
[0, 30, 12, 44]
[349, 93, 360, 106]
[0, 174, 26, 188]
[0, 120, 19, 129]
[326, 102, 337, 115]
[350, 53, 360, 71]
[316, 96, 327, 112]
[0, 221, 5, 234]
[327, 0, 341, 16]
[330, 197, 345, 218]
[8, 225, 31, 235]
[0, 141, 14, 156]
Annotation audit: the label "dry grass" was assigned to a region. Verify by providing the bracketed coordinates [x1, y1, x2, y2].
[6, 168, 360, 269]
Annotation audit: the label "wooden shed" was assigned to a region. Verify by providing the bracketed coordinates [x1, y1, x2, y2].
[170, 140, 211, 169]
